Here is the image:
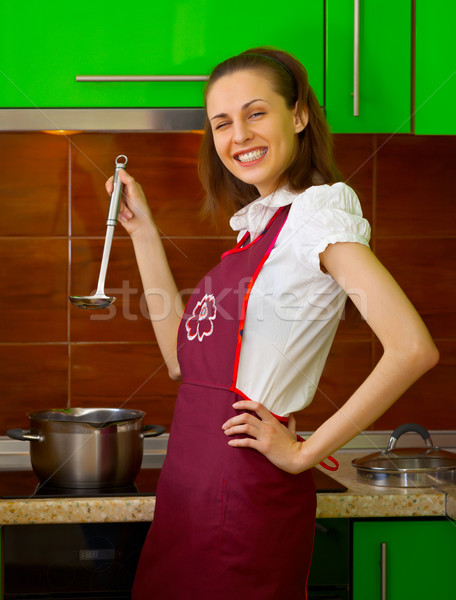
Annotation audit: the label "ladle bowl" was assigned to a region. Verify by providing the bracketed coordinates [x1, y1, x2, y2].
[69, 155, 127, 310]
[68, 294, 116, 309]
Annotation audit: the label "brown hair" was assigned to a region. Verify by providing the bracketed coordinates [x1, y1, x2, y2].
[198, 47, 341, 217]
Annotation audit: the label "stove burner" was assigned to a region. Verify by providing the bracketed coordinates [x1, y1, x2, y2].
[33, 482, 140, 497]
[0, 468, 161, 499]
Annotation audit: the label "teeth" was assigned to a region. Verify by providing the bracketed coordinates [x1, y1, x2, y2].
[236, 149, 267, 163]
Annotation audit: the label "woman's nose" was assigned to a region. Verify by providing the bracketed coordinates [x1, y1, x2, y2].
[232, 121, 252, 144]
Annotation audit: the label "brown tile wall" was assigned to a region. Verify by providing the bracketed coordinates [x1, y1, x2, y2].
[0, 132, 454, 434]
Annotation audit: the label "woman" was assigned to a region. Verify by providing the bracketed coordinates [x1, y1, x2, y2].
[107, 48, 439, 599]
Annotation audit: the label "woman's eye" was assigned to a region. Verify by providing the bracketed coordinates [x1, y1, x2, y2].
[250, 111, 265, 119]
[215, 122, 229, 130]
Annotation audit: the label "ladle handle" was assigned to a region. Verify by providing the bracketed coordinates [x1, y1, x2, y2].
[107, 155, 128, 226]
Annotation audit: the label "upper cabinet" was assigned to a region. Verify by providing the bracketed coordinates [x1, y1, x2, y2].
[415, 0, 456, 134]
[2, 1, 454, 135]
[325, 0, 412, 134]
[0, 0, 324, 109]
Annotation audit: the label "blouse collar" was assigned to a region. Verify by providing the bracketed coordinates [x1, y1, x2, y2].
[229, 187, 297, 239]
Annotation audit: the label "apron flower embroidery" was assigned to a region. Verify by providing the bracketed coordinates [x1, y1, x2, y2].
[186, 294, 217, 341]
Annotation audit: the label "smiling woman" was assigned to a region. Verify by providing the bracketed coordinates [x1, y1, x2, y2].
[206, 72, 305, 198]
[199, 48, 340, 215]
[108, 47, 439, 600]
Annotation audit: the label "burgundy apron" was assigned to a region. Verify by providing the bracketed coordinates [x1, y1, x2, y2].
[133, 206, 316, 600]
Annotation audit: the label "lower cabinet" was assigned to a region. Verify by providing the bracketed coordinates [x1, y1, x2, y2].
[308, 519, 350, 599]
[352, 518, 456, 599]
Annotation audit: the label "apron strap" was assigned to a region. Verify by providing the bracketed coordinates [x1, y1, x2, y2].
[297, 435, 340, 471]
[318, 455, 339, 471]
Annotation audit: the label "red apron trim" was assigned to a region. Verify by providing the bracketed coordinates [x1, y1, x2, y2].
[221, 205, 285, 260]
[221, 231, 250, 260]
[231, 206, 289, 387]
[318, 455, 339, 471]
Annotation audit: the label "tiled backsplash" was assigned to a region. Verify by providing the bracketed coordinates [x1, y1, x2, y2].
[0, 132, 454, 432]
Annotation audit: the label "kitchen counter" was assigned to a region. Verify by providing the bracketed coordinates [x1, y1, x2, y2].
[0, 450, 452, 525]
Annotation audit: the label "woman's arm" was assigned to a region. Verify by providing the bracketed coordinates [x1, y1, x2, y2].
[106, 169, 183, 380]
[297, 242, 439, 468]
[222, 242, 439, 473]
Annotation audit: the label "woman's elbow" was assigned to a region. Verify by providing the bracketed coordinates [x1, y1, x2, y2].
[407, 338, 440, 374]
[423, 341, 440, 371]
[168, 366, 182, 381]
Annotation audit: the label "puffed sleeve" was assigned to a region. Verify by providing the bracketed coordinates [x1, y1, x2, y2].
[290, 182, 371, 272]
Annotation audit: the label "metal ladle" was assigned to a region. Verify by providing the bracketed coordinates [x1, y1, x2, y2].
[69, 155, 128, 309]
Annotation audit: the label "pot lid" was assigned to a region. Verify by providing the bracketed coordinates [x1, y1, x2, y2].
[352, 423, 456, 474]
[27, 407, 145, 425]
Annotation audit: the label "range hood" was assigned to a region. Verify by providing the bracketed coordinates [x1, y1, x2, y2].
[0, 108, 206, 132]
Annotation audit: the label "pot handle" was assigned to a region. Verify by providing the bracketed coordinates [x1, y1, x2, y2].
[387, 423, 433, 452]
[142, 424, 166, 438]
[6, 428, 44, 442]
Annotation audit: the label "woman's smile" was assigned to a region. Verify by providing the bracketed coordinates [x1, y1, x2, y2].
[233, 147, 268, 164]
[207, 70, 306, 197]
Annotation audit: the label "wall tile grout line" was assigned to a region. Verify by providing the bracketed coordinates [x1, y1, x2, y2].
[370, 133, 378, 410]
[0, 341, 160, 346]
[67, 139, 72, 409]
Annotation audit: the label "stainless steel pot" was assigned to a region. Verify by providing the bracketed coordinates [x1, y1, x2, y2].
[7, 408, 165, 489]
[352, 423, 456, 488]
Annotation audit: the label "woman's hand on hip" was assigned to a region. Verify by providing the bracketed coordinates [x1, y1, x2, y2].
[222, 401, 307, 474]
[105, 168, 155, 238]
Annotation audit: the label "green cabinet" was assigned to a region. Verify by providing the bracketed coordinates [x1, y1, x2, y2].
[0, 0, 323, 108]
[353, 519, 456, 599]
[3, 1, 454, 134]
[325, 0, 412, 133]
[415, 0, 456, 134]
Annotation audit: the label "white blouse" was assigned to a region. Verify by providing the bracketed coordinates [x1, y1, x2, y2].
[230, 182, 371, 418]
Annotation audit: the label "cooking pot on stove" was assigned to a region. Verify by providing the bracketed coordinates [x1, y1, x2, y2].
[7, 408, 165, 489]
[352, 423, 456, 488]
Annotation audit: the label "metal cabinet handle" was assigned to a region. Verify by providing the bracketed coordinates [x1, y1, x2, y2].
[380, 542, 387, 600]
[76, 75, 209, 82]
[353, 0, 360, 116]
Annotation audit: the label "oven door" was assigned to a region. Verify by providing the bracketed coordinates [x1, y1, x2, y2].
[2, 522, 150, 599]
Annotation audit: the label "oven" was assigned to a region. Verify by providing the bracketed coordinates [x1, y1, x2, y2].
[0, 467, 159, 600]
[0, 467, 348, 599]
[2, 522, 150, 600]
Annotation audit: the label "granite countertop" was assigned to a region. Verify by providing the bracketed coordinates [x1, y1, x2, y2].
[0, 450, 453, 525]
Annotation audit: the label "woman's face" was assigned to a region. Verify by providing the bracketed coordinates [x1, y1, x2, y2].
[206, 69, 307, 198]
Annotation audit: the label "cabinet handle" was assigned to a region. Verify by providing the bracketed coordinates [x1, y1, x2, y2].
[76, 75, 209, 82]
[380, 542, 387, 600]
[353, 0, 360, 116]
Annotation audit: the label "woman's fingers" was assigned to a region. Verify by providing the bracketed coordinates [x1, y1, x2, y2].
[228, 400, 272, 423]
[118, 202, 133, 222]
[105, 175, 114, 195]
[105, 168, 154, 235]
[223, 418, 262, 438]
[222, 401, 306, 473]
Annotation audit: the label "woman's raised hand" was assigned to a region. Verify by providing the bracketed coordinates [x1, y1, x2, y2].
[105, 168, 155, 238]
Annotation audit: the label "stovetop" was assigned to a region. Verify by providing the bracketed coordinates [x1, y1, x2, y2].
[0, 468, 162, 499]
[0, 467, 346, 499]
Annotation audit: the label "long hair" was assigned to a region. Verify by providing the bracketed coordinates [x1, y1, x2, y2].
[198, 47, 341, 217]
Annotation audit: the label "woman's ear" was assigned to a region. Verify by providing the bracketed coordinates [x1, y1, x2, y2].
[294, 103, 309, 133]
